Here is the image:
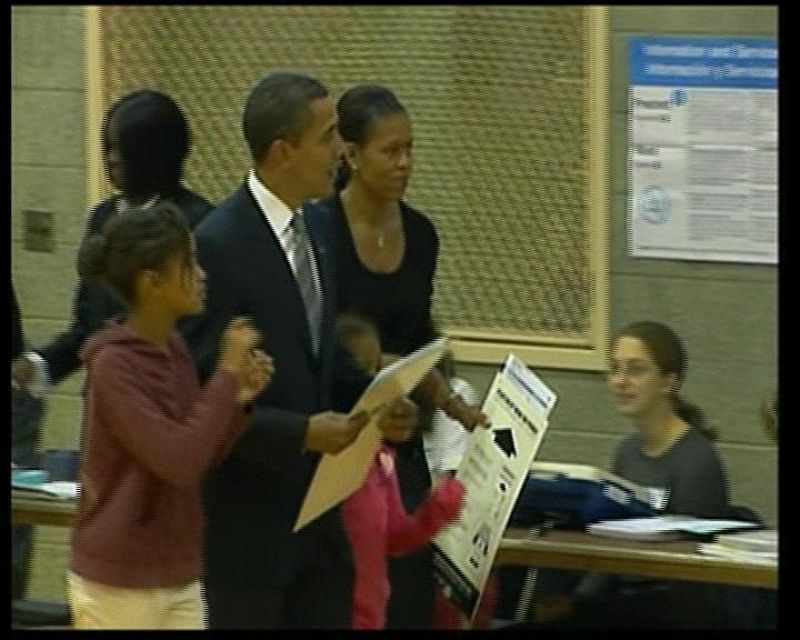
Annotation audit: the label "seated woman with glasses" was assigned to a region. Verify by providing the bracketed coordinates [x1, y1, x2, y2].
[606, 320, 728, 518]
[548, 320, 732, 629]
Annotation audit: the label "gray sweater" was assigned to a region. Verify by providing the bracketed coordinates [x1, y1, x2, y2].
[612, 427, 730, 518]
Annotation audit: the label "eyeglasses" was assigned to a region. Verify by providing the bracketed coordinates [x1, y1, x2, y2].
[608, 362, 657, 379]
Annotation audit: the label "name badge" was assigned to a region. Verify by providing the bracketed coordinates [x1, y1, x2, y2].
[645, 486, 670, 512]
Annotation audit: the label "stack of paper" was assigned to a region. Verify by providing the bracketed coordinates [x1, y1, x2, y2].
[698, 529, 778, 564]
[588, 515, 759, 541]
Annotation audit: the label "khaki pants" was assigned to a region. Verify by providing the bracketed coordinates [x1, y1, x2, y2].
[66, 571, 205, 629]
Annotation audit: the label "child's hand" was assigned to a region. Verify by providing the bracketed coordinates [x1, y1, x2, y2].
[218, 317, 261, 378]
[237, 349, 274, 405]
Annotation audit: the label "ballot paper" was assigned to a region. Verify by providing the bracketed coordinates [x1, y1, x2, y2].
[432, 354, 557, 619]
[293, 337, 449, 532]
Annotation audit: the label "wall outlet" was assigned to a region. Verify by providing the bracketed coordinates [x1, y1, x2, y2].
[24, 209, 55, 253]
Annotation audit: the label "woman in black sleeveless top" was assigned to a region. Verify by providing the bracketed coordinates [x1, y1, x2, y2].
[306, 84, 485, 628]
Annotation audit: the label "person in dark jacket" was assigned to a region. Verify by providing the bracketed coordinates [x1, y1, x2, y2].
[11, 283, 44, 600]
[179, 71, 417, 630]
[11, 89, 213, 396]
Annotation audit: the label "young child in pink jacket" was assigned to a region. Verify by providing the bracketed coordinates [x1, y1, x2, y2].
[336, 313, 465, 629]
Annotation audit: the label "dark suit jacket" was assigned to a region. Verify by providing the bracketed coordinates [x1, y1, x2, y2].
[180, 183, 367, 589]
[36, 187, 212, 384]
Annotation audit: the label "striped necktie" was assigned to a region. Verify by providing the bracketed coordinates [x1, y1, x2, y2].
[289, 211, 322, 354]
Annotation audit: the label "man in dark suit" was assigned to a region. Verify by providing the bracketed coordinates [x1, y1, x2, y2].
[180, 72, 416, 629]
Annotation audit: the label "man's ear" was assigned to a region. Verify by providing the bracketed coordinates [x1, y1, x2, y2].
[263, 137, 292, 168]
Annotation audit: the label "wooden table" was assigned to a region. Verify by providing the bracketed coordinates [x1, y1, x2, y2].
[11, 491, 76, 528]
[11, 497, 778, 591]
[496, 528, 777, 590]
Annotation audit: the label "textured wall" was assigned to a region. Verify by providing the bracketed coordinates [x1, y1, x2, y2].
[10, 5, 778, 605]
[96, 6, 596, 343]
[459, 5, 778, 528]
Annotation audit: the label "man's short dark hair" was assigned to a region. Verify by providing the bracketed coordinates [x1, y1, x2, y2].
[242, 72, 329, 165]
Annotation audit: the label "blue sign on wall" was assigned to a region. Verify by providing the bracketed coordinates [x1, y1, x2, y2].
[630, 37, 777, 89]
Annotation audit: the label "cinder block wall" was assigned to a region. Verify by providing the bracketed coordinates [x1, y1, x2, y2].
[10, 6, 778, 604]
[12, 6, 87, 602]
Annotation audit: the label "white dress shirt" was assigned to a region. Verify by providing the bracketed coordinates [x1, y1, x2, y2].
[246, 170, 323, 300]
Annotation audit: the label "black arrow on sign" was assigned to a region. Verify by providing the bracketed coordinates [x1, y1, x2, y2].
[493, 428, 517, 459]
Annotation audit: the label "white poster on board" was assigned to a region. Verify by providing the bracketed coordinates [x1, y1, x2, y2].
[629, 37, 777, 264]
[432, 355, 556, 619]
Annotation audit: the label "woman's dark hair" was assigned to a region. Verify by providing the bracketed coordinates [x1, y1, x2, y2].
[333, 84, 407, 192]
[78, 202, 192, 307]
[101, 90, 190, 200]
[242, 72, 329, 165]
[616, 321, 717, 441]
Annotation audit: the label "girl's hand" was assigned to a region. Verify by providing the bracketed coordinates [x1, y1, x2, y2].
[218, 317, 261, 378]
[237, 349, 274, 405]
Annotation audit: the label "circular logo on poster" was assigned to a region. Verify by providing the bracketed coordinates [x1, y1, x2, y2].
[638, 186, 671, 224]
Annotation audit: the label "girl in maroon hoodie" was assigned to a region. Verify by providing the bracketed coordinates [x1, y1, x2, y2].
[335, 313, 465, 629]
[66, 202, 273, 629]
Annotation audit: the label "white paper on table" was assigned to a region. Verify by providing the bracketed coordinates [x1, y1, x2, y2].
[588, 515, 760, 541]
[293, 337, 449, 532]
[697, 543, 777, 565]
[432, 354, 557, 619]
